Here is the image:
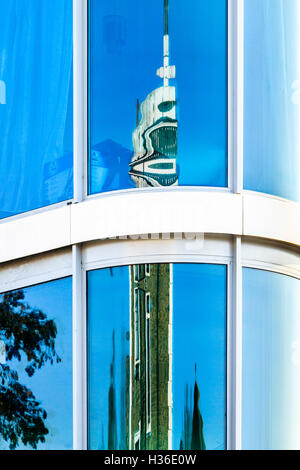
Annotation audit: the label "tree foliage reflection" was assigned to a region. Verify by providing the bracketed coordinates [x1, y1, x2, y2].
[0, 290, 61, 449]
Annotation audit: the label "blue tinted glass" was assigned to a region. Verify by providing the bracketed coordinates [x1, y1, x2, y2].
[242, 269, 300, 450]
[0, 277, 73, 450]
[0, 0, 73, 219]
[244, 0, 300, 201]
[87, 263, 226, 450]
[172, 264, 227, 450]
[88, 0, 227, 194]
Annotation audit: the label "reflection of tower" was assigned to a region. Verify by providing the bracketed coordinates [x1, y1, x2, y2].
[126, 0, 176, 450]
[127, 264, 172, 450]
[180, 368, 206, 450]
[191, 378, 206, 450]
[129, 0, 178, 187]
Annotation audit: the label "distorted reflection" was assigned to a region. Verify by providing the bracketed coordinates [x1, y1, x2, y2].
[0, 278, 72, 450]
[179, 368, 206, 451]
[88, 264, 226, 450]
[89, 0, 227, 193]
[129, 0, 178, 188]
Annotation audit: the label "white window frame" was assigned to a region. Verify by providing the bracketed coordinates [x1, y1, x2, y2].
[82, 234, 233, 450]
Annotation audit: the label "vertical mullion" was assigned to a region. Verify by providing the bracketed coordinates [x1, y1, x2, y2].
[232, 236, 243, 449]
[230, 0, 244, 194]
[72, 244, 86, 449]
[235, 0, 244, 194]
[228, 0, 244, 450]
[73, 0, 88, 450]
[234, 0, 244, 449]
[73, 0, 87, 203]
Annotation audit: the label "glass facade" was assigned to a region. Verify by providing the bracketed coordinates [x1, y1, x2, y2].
[0, 277, 73, 450]
[0, 0, 299, 453]
[244, 0, 300, 202]
[87, 263, 227, 450]
[88, 0, 228, 194]
[242, 268, 300, 450]
[0, 0, 73, 219]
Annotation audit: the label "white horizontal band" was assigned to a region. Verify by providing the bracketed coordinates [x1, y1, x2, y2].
[0, 189, 299, 264]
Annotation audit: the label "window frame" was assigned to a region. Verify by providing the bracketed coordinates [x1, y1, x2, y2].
[82, 234, 232, 450]
[84, 0, 233, 199]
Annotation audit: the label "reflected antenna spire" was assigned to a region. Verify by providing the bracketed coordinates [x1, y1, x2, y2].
[156, 0, 176, 87]
[164, 0, 169, 37]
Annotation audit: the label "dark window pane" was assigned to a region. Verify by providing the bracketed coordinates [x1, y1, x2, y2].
[0, 0, 73, 219]
[87, 263, 226, 450]
[88, 0, 228, 194]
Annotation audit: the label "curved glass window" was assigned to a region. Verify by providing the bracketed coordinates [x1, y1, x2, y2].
[244, 0, 300, 201]
[88, 0, 228, 194]
[0, 0, 73, 219]
[87, 263, 227, 450]
[242, 268, 300, 450]
[0, 277, 73, 450]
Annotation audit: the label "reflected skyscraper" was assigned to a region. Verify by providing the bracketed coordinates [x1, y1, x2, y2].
[128, 264, 172, 450]
[129, 0, 178, 187]
[127, 0, 175, 450]
[125, 1, 206, 451]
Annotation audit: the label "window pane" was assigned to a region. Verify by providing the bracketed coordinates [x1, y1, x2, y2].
[88, 0, 228, 194]
[87, 263, 226, 450]
[244, 0, 300, 201]
[242, 268, 300, 450]
[0, 0, 73, 219]
[0, 277, 73, 450]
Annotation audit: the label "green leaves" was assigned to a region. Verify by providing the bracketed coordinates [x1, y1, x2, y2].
[0, 290, 61, 375]
[0, 290, 60, 449]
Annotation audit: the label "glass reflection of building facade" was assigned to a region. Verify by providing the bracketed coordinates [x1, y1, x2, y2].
[87, 264, 226, 451]
[129, 0, 178, 188]
[129, 264, 172, 450]
[0, 0, 300, 452]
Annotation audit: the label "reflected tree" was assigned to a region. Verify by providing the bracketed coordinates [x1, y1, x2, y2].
[0, 290, 61, 449]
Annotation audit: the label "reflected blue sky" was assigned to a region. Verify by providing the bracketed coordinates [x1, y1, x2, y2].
[242, 269, 300, 450]
[0, 277, 73, 450]
[87, 264, 226, 450]
[0, 0, 73, 219]
[173, 264, 226, 450]
[89, 0, 227, 193]
[244, 0, 300, 201]
[88, 267, 129, 450]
